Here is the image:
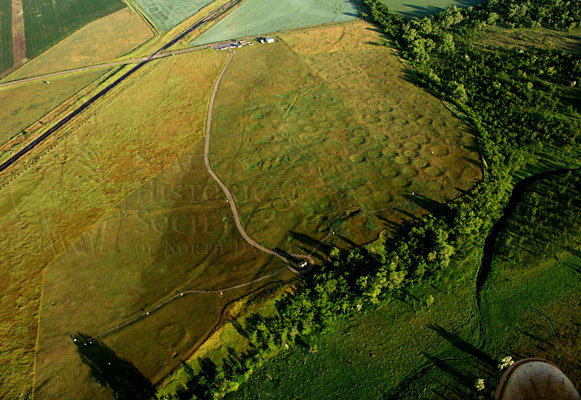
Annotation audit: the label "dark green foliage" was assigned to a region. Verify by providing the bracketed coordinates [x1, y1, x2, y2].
[22, 0, 124, 58]
[167, 0, 580, 398]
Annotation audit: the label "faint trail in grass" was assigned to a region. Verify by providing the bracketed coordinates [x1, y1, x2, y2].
[92, 267, 286, 339]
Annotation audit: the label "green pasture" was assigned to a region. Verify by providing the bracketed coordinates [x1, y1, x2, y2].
[0, 0, 12, 72]
[227, 171, 581, 399]
[132, 0, 212, 31]
[0, 69, 108, 146]
[209, 22, 481, 254]
[381, 0, 482, 18]
[27, 49, 294, 400]
[22, 0, 124, 58]
[191, 0, 358, 45]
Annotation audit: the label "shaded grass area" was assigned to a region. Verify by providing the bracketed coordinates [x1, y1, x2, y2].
[0, 0, 12, 72]
[22, 0, 124, 58]
[480, 170, 581, 384]
[5, 8, 153, 80]
[226, 172, 581, 399]
[380, 0, 482, 18]
[132, 0, 212, 31]
[226, 254, 490, 400]
[0, 69, 108, 146]
[0, 49, 225, 400]
[210, 21, 481, 254]
[191, 0, 359, 45]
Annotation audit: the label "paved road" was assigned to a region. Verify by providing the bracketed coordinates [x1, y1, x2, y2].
[0, 0, 241, 174]
[0, 45, 215, 89]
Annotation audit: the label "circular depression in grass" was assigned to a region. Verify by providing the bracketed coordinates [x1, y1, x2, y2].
[363, 114, 381, 123]
[349, 154, 366, 163]
[412, 135, 430, 144]
[403, 149, 418, 158]
[393, 176, 410, 187]
[367, 149, 382, 159]
[356, 185, 372, 196]
[372, 191, 394, 204]
[426, 181, 444, 192]
[353, 128, 369, 137]
[412, 158, 429, 168]
[273, 198, 290, 211]
[425, 166, 443, 177]
[381, 167, 398, 178]
[394, 155, 410, 165]
[430, 145, 450, 156]
[350, 137, 365, 145]
[393, 118, 408, 126]
[403, 141, 420, 150]
[401, 166, 418, 177]
[445, 137, 459, 146]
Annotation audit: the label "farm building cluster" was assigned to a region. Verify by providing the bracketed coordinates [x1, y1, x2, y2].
[212, 37, 274, 51]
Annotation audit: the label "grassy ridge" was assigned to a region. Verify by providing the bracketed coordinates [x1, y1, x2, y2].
[0, 0, 12, 72]
[22, 0, 124, 58]
[5, 8, 153, 80]
[132, 0, 212, 31]
[192, 0, 358, 45]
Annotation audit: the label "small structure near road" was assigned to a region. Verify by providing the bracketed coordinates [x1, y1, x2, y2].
[299, 260, 309, 268]
[257, 37, 275, 44]
[213, 41, 252, 51]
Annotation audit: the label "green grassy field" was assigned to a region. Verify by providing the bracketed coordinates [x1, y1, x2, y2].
[132, 0, 212, 31]
[0, 49, 229, 400]
[226, 172, 581, 399]
[22, 0, 124, 58]
[210, 21, 481, 253]
[381, 0, 482, 18]
[191, 0, 359, 45]
[0, 69, 108, 146]
[5, 8, 153, 80]
[0, 0, 12, 72]
[25, 48, 295, 400]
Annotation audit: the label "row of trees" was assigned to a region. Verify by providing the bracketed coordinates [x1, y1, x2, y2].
[161, 0, 580, 398]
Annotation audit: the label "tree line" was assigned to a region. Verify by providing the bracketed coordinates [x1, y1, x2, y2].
[153, 0, 580, 398]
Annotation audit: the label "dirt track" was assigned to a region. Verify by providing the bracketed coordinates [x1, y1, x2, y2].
[11, 0, 27, 67]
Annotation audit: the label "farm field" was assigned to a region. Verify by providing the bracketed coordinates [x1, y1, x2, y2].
[0, 48, 227, 400]
[210, 20, 481, 253]
[5, 8, 153, 80]
[0, 0, 12, 72]
[380, 0, 482, 18]
[227, 172, 581, 399]
[0, 69, 108, 147]
[22, 0, 124, 58]
[132, 0, 213, 31]
[191, 0, 359, 45]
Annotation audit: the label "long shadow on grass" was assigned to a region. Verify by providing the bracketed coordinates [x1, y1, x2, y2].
[427, 325, 496, 367]
[289, 231, 334, 256]
[72, 333, 155, 400]
[408, 194, 448, 218]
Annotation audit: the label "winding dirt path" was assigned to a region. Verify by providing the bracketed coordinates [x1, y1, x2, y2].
[204, 49, 311, 273]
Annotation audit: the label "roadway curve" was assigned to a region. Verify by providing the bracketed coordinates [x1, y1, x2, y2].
[0, 0, 241, 174]
[204, 50, 312, 273]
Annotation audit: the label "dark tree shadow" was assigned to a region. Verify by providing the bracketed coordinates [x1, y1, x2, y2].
[427, 325, 496, 367]
[408, 194, 448, 218]
[72, 333, 155, 400]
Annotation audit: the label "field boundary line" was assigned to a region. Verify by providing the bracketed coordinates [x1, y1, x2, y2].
[91, 267, 287, 339]
[0, 60, 164, 192]
[120, 0, 160, 35]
